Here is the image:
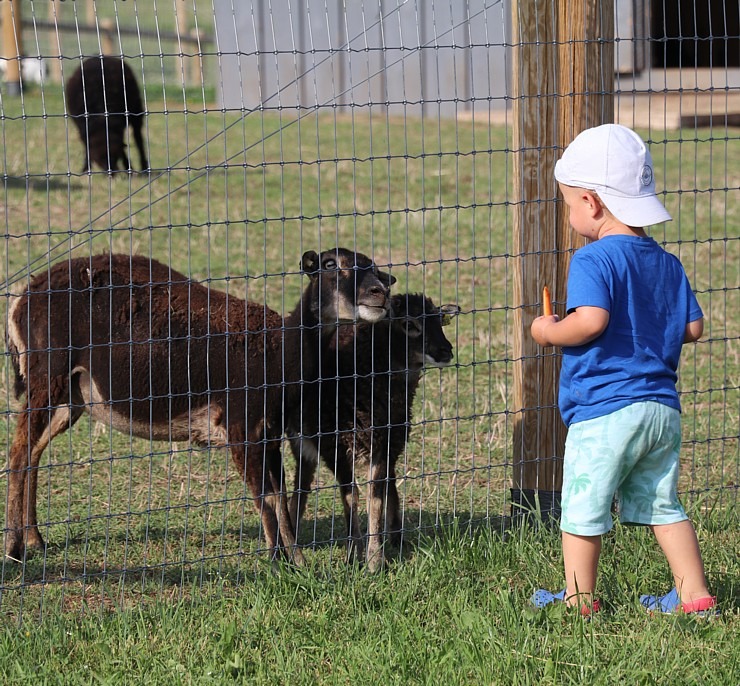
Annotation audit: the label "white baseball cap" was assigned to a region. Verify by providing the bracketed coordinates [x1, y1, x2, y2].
[554, 124, 672, 226]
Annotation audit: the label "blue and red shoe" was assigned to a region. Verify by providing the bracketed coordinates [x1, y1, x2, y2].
[640, 588, 718, 616]
[531, 588, 601, 616]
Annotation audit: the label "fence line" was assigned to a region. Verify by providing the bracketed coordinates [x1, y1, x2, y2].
[21, 18, 208, 87]
[0, 0, 737, 623]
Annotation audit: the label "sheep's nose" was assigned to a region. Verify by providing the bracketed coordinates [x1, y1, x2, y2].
[368, 284, 389, 297]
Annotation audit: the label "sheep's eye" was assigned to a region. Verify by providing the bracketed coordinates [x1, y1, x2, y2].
[322, 258, 337, 271]
[406, 319, 423, 337]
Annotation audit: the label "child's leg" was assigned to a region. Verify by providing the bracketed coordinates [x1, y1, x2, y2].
[563, 532, 601, 606]
[650, 520, 711, 603]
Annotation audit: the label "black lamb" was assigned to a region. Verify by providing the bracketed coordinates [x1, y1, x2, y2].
[289, 293, 459, 571]
[65, 56, 148, 173]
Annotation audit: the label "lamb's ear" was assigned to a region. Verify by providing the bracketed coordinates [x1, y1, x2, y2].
[439, 304, 461, 326]
[301, 250, 320, 274]
[377, 269, 396, 287]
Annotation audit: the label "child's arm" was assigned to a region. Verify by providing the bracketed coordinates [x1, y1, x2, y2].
[531, 306, 609, 347]
[684, 317, 704, 343]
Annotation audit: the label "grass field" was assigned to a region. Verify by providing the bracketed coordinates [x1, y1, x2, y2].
[0, 519, 737, 684]
[0, 64, 738, 680]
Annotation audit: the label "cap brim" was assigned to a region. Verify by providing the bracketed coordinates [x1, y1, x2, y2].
[598, 191, 672, 227]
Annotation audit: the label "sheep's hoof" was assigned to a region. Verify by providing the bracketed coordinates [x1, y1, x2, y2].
[365, 549, 385, 574]
[289, 546, 306, 567]
[268, 544, 305, 569]
[366, 557, 384, 574]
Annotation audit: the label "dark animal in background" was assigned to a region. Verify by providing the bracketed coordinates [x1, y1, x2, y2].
[65, 56, 149, 173]
[289, 293, 459, 571]
[4, 249, 393, 564]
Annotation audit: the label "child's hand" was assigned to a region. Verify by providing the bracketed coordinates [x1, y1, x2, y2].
[531, 315, 559, 347]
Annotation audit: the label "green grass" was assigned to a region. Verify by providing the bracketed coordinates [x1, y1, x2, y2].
[0, 50, 738, 675]
[0, 517, 737, 684]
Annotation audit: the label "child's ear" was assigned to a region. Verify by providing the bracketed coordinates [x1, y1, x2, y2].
[583, 190, 602, 214]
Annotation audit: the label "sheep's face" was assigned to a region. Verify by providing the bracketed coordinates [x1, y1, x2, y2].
[391, 295, 459, 369]
[301, 248, 395, 326]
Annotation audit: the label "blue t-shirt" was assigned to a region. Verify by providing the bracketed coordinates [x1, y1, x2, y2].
[559, 235, 703, 427]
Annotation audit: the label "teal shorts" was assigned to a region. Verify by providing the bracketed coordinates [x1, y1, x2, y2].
[560, 401, 687, 536]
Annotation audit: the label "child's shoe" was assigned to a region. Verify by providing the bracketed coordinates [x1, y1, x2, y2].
[640, 588, 718, 616]
[531, 588, 600, 616]
[531, 588, 567, 608]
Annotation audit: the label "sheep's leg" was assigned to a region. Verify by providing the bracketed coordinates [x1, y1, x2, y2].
[229, 436, 274, 551]
[387, 424, 410, 548]
[385, 462, 403, 548]
[5, 395, 81, 561]
[6, 410, 37, 560]
[366, 451, 390, 573]
[287, 435, 318, 540]
[117, 149, 129, 174]
[265, 445, 305, 566]
[339, 481, 362, 562]
[230, 440, 277, 554]
[24, 403, 84, 553]
[132, 124, 148, 171]
[332, 445, 364, 563]
[81, 143, 90, 174]
[236, 439, 304, 565]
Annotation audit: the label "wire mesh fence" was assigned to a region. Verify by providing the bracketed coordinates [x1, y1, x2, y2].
[1, 0, 737, 622]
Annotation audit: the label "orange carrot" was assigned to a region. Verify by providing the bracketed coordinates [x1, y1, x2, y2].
[543, 286, 553, 317]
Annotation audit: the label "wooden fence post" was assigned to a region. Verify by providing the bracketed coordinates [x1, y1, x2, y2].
[511, 0, 614, 523]
[100, 18, 116, 56]
[176, 0, 188, 85]
[47, 0, 63, 84]
[1, 0, 23, 95]
[188, 29, 204, 88]
[557, 4, 615, 158]
[511, 0, 561, 521]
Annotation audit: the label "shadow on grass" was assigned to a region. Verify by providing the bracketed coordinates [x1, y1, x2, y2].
[293, 508, 512, 562]
[3, 170, 152, 192]
[3, 174, 79, 192]
[3, 508, 513, 586]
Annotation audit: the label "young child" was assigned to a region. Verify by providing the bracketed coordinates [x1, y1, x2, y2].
[530, 124, 716, 616]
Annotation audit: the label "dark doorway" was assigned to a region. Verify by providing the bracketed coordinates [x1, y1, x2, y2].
[652, 0, 740, 68]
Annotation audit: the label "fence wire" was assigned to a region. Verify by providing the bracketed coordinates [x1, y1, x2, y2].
[0, 0, 737, 622]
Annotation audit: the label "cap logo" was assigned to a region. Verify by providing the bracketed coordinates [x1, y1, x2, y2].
[640, 165, 654, 187]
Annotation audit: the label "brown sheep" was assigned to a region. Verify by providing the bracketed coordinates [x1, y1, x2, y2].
[4, 249, 394, 564]
[65, 56, 148, 173]
[289, 293, 459, 571]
